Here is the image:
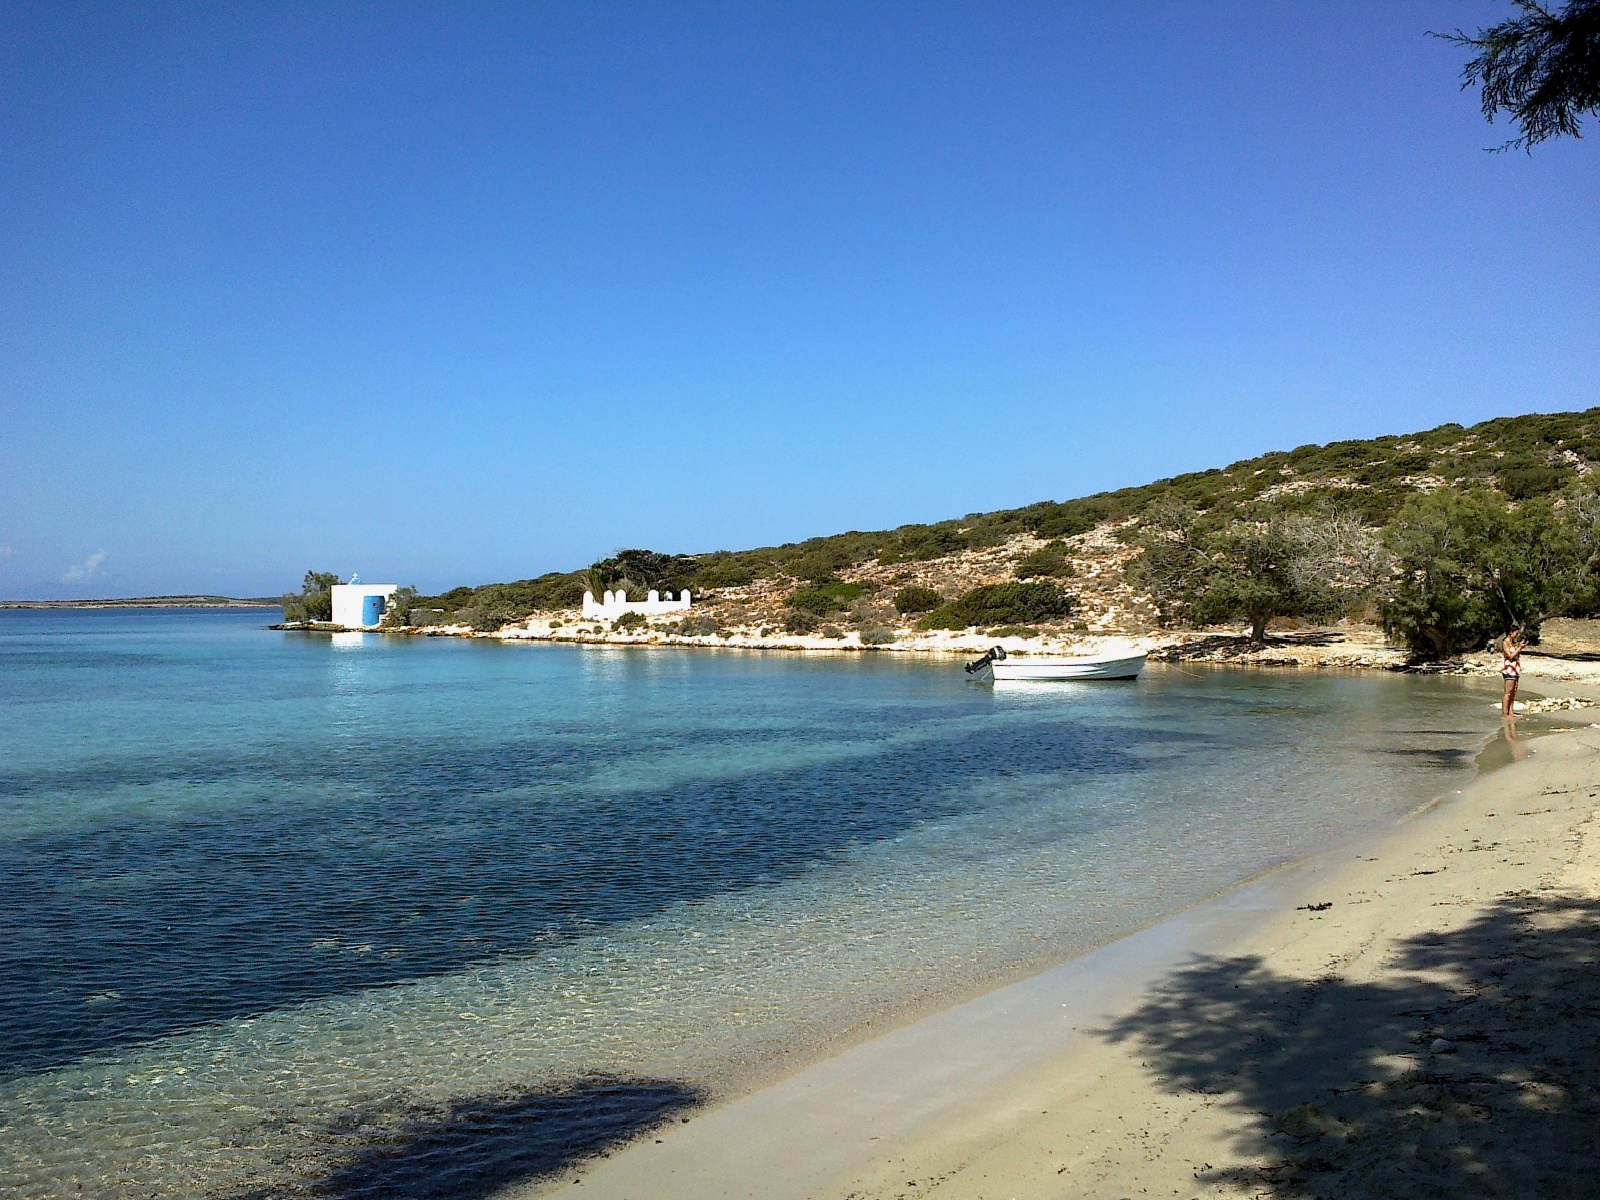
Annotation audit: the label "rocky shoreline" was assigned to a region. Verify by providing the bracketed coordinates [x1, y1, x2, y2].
[273, 615, 1600, 698]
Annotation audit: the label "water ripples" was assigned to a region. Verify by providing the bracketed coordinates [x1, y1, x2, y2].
[0, 610, 1499, 1198]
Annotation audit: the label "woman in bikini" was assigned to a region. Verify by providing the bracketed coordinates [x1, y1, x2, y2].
[1501, 627, 1524, 718]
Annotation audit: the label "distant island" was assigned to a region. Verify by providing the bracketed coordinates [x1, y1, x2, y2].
[0, 596, 280, 609]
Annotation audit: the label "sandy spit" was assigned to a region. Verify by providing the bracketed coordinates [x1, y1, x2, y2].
[517, 709, 1600, 1200]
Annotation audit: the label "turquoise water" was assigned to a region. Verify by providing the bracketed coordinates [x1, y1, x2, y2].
[0, 609, 1498, 1198]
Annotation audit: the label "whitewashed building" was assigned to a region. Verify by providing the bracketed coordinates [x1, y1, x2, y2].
[581, 589, 692, 621]
[331, 579, 399, 628]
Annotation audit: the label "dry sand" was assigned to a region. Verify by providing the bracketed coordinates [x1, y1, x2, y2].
[520, 685, 1600, 1200]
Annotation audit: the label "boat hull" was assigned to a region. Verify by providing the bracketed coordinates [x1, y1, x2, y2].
[975, 652, 1146, 681]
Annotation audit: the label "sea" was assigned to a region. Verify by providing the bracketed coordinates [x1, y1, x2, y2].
[0, 608, 1502, 1199]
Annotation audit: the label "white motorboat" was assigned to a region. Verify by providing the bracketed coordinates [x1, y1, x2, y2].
[963, 644, 1146, 682]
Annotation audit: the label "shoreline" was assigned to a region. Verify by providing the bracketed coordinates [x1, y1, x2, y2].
[517, 699, 1600, 1200]
[278, 616, 1600, 692]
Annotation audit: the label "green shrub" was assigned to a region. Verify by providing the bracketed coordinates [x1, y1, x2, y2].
[1026, 503, 1105, 540]
[282, 569, 339, 623]
[986, 626, 1038, 638]
[820, 625, 845, 639]
[419, 571, 582, 615]
[1014, 545, 1075, 579]
[613, 611, 647, 631]
[464, 602, 520, 632]
[378, 586, 420, 628]
[672, 614, 723, 636]
[787, 581, 866, 614]
[892, 586, 942, 614]
[859, 626, 897, 646]
[879, 524, 970, 564]
[783, 610, 820, 634]
[687, 557, 759, 590]
[916, 583, 1076, 630]
[1500, 465, 1568, 500]
[1381, 486, 1586, 658]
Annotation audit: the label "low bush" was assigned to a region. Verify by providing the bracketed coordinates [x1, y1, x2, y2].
[783, 610, 820, 634]
[1014, 545, 1075, 579]
[688, 557, 759, 590]
[916, 582, 1076, 631]
[892, 586, 942, 614]
[879, 524, 970, 564]
[985, 625, 1038, 638]
[859, 626, 897, 646]
[613, 611, 646, 631]
[671, 614, 723, 636]
[820, 625, 845, 639]
[463, 602, 521, 632]
[787, 581, 867, 614]
[1500, 465, 1569, 500]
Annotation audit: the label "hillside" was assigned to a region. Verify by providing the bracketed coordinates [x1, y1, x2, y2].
[383, 408, 1600, 656]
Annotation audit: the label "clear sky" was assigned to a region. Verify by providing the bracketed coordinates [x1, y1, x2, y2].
[2, 1, 1596, 599]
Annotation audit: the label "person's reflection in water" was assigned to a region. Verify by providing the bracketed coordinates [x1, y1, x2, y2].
[1476, 717, 1532, 771]
[1503, 713, 1531, 761]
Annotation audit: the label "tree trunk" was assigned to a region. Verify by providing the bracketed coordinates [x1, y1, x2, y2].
[1250, 612, 1269, 644]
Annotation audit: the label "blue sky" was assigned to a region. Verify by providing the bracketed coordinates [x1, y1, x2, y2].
[2, 1, 1596, 599]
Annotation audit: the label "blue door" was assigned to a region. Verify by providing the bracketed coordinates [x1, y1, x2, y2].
[362, 594, 384, 625]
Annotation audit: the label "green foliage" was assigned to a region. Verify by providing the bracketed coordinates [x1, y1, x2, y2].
[820, 625, 846, 639]
[1441, 0, 1600, 150]
[401, 409, 1600, 638]
[1381, 487, 1591, 659]
[916, 583, 1076, 630]
[787, 581, 866, 614]
[419, 572, 583, 617]
[670, 614, 723, 636]
[379, 586, 419, 628]
[782, 610, 820, 634]
[685, 555, 758, 590]
[1190, 521, 1341, 643]
[1134, 506, 1383, 642]
[463, 601, 521, 632]
[878, 524, 970, 564]
[859, 626, 897, 646]
[1014, 543, 1076, 579]
[985, 625, 1038, 638]
[1128, 502, 1210, 626]
[1500, 465, 1568, 499]
[589, 549, 700, 593]
[281, 569, 340, 623]
[892, 585, 942, 614]
[613, 611, 646, 631]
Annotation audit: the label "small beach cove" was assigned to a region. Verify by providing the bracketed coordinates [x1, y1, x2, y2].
[527, 692, 1600, 1200]
[2, 609, 1594, 1199]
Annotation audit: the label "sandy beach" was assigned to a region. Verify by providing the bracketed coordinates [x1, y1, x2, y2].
[522, 671, 1600, 1200]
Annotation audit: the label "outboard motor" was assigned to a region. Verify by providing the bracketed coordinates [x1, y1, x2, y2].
[963, 645, 1008, 674]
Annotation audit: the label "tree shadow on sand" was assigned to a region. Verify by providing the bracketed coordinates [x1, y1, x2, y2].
[1101, 894, 1600, 1197]
[231, 1075, 703, 1200]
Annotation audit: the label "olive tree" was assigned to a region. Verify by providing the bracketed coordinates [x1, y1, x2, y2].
[1133, 504, 1386, 643]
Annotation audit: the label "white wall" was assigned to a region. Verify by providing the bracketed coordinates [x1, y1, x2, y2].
[331, 583, 399, 628]
[580, 589, 692, 620]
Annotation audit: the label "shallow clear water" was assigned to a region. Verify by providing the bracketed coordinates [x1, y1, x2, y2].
[0, 609, 1499, 1198]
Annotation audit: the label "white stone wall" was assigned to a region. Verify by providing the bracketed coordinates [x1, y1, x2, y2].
[330, 583, 399, 628]
[580, 589, 692, 620]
